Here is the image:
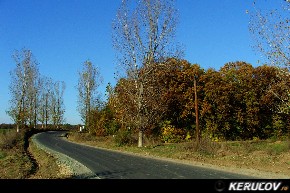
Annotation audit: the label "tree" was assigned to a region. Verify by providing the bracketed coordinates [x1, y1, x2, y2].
[253, 65, 289, 138]
[7, 48, 40, 132]
[38, 76, 54, 129]
[249, 0, 290, 140]
[51, 81, 66, 129]
[26, 65, 41, 129]
[112, 0, 180, 147]
[249, 0, 289, 68]
[77, 60, 102, 130]
[179, 63, 205, 140]
[249, 1, 290, 114]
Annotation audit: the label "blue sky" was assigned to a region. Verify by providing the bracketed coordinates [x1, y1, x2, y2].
[0, 0, 279, 125]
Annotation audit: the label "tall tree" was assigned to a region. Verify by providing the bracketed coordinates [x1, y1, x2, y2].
[38, 76, 54, 129]
[27, 65, 41, 129]
[51, 81, 66, 129]
[249, 0, 289, 68]
[112, 0, 180, 147]
[7, 48, 39, 132]
[77, 60, 102, 130]
[249, 1, 290, 142]
[249, 1, 290, 115]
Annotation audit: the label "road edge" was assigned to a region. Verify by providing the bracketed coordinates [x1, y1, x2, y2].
[32, 132, 100, 179]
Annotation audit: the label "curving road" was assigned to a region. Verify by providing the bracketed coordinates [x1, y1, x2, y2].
[34, 131, 253, 179]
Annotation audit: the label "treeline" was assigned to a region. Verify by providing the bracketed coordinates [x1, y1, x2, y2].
[87, 59, 289, 142]
[0, 124, 15, 130]
[0, 123, 79, 131]
[7, 48, 66, 131]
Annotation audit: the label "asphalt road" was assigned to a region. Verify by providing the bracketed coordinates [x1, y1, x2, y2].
[34, 131, 253, 179]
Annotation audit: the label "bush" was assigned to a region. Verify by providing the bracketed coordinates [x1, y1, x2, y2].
[114, 129, 136, 146]
[160, 124, 186, 143]
[68, 132, 96, 142]
[0, 129, 21, 150]
[105, 120, 120, 136]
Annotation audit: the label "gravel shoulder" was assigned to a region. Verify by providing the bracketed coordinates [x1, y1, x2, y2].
[31, 133, 99, 179]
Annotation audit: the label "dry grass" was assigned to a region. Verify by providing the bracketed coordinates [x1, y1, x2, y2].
[0, 147, 32, 179]
[28, 140, 73, 179]
[0, 128, 72, 179]
[0, 129, 22, 150]
[0, 129, 31, 179]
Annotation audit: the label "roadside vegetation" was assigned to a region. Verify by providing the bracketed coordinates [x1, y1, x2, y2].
[0, 129, 32, 179]
[0, 128, 72, 179]
[1, 0, 289, 179]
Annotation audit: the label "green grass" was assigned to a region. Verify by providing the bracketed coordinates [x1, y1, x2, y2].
[267, 142, 289, 155]
[0, 129, 10, 134]
[223, 140, 289, 155]
[0, 151, 6, 159]
[69, 131, 290, 156]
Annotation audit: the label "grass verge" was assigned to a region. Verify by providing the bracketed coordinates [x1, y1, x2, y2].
[67, 132, 290, 178]
[28, 139, 73, 179]
[0, 128, 72, 179]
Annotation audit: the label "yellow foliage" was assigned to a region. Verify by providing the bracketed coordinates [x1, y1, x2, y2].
[161, 125, 186, 143]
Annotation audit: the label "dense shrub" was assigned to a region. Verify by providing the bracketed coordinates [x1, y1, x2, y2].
[105, 120, 120, 136]
[0, 129, 21, 150]
[160, 122, 186, 143]
[114, 129, 136, 146]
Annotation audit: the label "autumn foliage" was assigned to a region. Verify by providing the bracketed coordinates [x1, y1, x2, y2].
[89, 59, 289, 142]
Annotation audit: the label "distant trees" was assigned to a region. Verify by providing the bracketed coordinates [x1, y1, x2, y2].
[7, 48, 66, 131]
[112, 0, 180, 147]
[77, 60, 102, 132]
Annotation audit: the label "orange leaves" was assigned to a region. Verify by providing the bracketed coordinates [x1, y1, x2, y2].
[106, 58, 290, 141]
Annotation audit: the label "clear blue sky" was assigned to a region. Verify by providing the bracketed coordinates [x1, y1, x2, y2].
[0, 0, 278, 125]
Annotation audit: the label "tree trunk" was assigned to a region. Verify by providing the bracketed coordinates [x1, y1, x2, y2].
[34, 96, 37, 129]
[138, 130, 143, 148]
[194, 76, 200, 148]
[137, 82, 144, 148]
[288, 128, 290, 150]
[16, 124, 20, 133]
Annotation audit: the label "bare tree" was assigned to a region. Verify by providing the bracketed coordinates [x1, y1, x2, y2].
[249, 1, 290, 114]
[249, 0, 289, 68]
[26, 64, 41, 129]
[248, 1, 290, 142]
[77, 60, 102, 130]
[38, 76, 54, 129]
[112, 0, 180, 147]
[7, 49, 39, 132]
[51, 81, 66, 129]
